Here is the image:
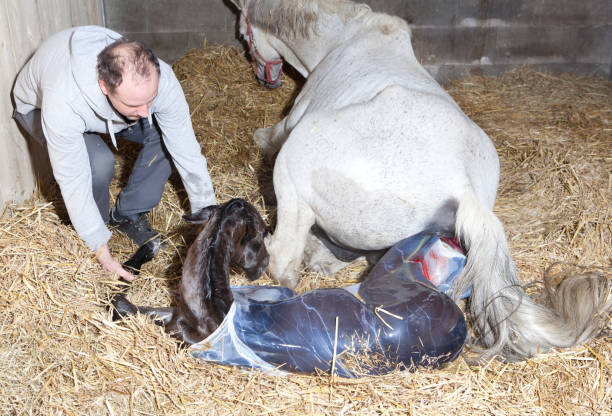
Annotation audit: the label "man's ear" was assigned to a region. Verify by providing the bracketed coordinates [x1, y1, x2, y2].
[99, 79, 109, 96]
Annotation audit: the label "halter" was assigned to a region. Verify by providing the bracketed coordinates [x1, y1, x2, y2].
[245, 16, 283, 85]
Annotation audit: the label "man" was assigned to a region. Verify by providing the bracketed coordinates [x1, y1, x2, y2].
[13, 26, 216, 281]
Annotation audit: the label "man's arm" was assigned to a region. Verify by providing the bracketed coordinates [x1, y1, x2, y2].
[152, 62, 217, 213]
[41, 98, 133, 280]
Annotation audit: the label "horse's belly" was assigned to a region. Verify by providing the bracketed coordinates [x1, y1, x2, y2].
[277, 83, 499, 250]
[306, 169, 460, 250]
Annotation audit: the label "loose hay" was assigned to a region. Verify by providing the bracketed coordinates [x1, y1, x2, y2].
[0, 45, 610, 415]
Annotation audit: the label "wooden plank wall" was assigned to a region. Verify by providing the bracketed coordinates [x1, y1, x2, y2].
[0, 0, 103, 212]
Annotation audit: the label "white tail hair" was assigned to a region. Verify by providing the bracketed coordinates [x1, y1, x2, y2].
[453, 191, 612, 361]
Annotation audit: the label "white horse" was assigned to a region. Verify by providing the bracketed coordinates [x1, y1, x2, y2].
[228, 0, 611, 361]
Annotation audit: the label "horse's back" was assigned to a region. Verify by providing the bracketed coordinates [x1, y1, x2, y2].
[277, 84, 499, 249]
[289, 30, 444, 119]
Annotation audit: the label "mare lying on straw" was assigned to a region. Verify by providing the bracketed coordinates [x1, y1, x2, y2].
[229, 0, 612, 361]
[112, 198, 269, 344]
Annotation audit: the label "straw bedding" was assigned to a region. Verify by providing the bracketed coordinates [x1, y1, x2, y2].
[0, 45, 610, 415]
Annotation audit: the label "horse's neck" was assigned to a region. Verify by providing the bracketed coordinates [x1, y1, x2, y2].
[272, 14, 359, 75]
[273, 12, 417, 77]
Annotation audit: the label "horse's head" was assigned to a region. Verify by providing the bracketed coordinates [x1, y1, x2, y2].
[228, 0, 373, 86]
[230, 0, 284, 89]
[170, 199, 269, 343]
[243, 14, 284, 89]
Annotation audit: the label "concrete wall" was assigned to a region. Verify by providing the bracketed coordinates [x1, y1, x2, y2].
[105, 0, 612, 80]
[103, 0, 242, 64]
[379, 0, 612, 80]
[0, 0, 103, 212]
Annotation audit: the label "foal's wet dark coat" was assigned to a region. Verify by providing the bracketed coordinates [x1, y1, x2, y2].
[110, 198, 269, 345]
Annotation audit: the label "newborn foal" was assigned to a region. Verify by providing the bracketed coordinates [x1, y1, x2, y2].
[112, 199, 269, 345]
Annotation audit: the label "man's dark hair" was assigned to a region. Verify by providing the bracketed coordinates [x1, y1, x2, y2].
[97, 39, 161, 93]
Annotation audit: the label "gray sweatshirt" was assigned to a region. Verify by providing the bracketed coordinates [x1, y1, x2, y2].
[13, 26, 216, 251]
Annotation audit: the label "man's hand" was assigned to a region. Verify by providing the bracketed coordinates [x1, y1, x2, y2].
[95, 244, 135, 281]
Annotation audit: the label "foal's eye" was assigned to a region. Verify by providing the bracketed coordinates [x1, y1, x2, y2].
[249, 242, 260, 252]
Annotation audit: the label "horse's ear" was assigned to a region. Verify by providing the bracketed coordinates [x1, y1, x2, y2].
[227, 0, 244, 11]
[183, 205, 220, 224]
[204, 204, 243, 319]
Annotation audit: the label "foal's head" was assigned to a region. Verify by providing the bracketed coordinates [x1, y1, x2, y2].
[225, 200, 270, 281]
[162, 199, 270, 345]
[184, 198, 269, 282]
[112, 199, 270, 346]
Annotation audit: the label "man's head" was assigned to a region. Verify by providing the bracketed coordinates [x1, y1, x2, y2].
[97, 39, 160, 120]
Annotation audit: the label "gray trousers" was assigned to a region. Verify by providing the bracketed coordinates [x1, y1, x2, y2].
[13, 109, 172, 223]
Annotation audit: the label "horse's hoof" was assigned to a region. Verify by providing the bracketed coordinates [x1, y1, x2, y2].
[272, 274, 300, 290]
[306, 260, 349, 276]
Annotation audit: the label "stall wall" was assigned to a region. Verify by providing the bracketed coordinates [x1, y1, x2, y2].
[105, 0, 612, 80]
[0, 0, 103, 212]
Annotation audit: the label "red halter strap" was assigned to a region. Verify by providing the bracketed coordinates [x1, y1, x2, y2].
[245, 16, 283, 85]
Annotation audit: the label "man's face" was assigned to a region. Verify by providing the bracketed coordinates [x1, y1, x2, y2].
[99, 70, 159, 121]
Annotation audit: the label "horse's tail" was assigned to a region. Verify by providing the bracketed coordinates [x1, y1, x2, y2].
[452, 191, 611, 361]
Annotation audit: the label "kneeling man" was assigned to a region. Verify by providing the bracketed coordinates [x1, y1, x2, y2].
[13, 26, 216, 281]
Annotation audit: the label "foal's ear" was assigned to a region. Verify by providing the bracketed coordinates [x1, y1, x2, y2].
[183, 205, 220, 224]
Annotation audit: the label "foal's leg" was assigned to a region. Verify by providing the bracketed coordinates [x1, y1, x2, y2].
[265, 156, 315, 288]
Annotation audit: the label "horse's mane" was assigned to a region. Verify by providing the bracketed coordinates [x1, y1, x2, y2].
[248, 0, 371, 39]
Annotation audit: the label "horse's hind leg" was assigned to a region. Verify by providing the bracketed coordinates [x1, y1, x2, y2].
[266, 156, 315, 288]
[303, 231, 361, 276]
